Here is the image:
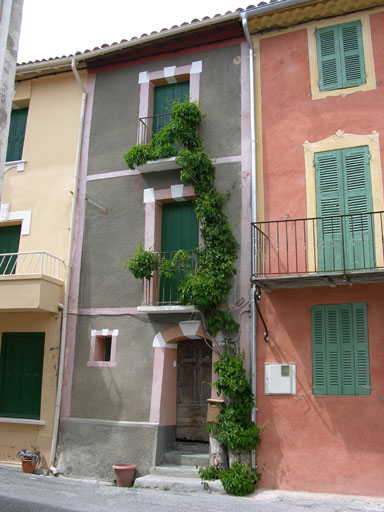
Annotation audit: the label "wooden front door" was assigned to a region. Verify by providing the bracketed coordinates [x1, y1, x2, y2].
[176, 339, 212, 442]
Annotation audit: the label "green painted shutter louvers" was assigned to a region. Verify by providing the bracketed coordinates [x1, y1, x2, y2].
[311, 304, 370, 395]
[316, 21, 366, 91]
[6, 108, 28, 162]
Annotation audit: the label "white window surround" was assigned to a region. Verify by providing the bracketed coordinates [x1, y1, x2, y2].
[137, 60, 202, 144]
[0, 417, 45, 425]
[0, 205, 31, 235]
[87, 329, 118, 368]
[4, 160, 26, 173]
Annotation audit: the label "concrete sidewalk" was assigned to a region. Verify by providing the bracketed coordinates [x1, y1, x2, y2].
[0, 464, 383, 512]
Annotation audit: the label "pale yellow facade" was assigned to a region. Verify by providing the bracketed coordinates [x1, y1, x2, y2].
[0, 69, 87, 466]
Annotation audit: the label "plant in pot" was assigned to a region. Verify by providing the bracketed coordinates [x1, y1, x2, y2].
[16, 445, 41, 473]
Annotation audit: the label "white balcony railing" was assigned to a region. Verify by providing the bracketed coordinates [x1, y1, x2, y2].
[0, 251, 65, 280]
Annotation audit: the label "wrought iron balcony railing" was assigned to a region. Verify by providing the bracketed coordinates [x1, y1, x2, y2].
[252, 211, 384, 282]
[142, 249, 197, 306]
[0, 251, 65, 280]
[138, 113, 172, 145]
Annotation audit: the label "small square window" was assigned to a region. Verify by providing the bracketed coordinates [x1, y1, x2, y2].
[94, 335, 112, 362]
[88, 329, 118, 367]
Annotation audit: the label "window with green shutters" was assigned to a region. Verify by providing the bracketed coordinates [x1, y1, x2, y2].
[152, 82, 190, 135]
[316, 21, 366, 91]
[6, 108, 28, 162]
[315, 146, 374, 271]
[311, 303, 370, 395]
[0, 333, 45, 419]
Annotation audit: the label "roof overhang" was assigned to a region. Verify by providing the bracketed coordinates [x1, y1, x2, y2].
[245, 0, 384, 33]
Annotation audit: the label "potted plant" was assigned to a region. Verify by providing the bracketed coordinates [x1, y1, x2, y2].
[16, 445, 41, 473]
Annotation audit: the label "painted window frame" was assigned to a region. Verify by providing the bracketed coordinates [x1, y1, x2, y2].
[137, 61, 202, 144]
[0, 332, 45, 419]
[303, 130, 384, 271]
[142, 184, 197, 305]
[87, 329, 118, 367]
[311, 302, 370, 395]
[307, 12, 376, 100]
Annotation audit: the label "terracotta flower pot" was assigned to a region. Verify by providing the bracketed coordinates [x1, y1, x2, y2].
[112, 463, 136, 487]
[21, 459, 37, 473]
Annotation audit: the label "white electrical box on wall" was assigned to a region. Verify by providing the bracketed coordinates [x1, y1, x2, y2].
[264, 363, 296, 395]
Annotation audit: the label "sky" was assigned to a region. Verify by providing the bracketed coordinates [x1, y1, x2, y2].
[17, 0, 249, 63]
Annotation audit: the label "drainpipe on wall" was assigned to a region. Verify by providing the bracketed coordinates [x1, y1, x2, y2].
[49, 57, 87, 468]
[240, 11, 258, 468]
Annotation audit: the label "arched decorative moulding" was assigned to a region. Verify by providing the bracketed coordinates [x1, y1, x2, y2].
[303, 130, 383, 269]
[149, 321, 213, 426]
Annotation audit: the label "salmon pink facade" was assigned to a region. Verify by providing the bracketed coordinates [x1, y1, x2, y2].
[249, 2, 384, 497]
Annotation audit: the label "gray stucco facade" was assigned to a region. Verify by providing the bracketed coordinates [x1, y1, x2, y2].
[58, 30, 251, 482]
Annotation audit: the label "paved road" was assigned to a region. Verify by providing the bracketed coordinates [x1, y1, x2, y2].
[0, 468, 383, 512]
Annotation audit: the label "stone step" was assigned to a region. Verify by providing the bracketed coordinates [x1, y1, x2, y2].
[149, 464, 199, 478]
[134, 473, 224, 494]
[173, 441, 209, 454]
[164, 451, 209, 467]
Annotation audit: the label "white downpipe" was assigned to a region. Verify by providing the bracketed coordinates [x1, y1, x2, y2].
[240, 11, 258, 468]
[49, 57, 86, 467]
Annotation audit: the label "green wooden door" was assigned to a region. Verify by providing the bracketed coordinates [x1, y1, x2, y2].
[315, 146, 374, 271]
[160, 201, 199, 303]
[0, 333, 45, 419]
[0, 225, 21, 274]
[153, 82, 190, 134]
[6, 108, 28, 162]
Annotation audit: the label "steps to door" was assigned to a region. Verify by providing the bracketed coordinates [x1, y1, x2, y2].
[134, 442, 224, 494]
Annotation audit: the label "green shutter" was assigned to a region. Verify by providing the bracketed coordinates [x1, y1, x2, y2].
[153, 82, 190, 134]
[0, 333, 45, 419]
[342, 146, 374, 269]
[316, 21, 366, 91]
[160, 201, 198, 303]
[340, 21, 366, 88]
[311, 305, 327, 395]
[352, 303, 370, 395]
[316, 26, 342, 91]
[325, 305, 342, 394]
[339, 304, 355, 394]
[0, 225, 21, 275]
[311, 303, 370, 396]
[6, 108, 28, 162]
[315, 151, 344, 271]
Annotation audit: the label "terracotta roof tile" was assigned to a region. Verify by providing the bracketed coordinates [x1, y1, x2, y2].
[17, 0, 288, 66]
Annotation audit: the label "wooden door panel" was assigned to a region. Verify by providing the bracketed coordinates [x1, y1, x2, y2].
[177, 340, 212, 442]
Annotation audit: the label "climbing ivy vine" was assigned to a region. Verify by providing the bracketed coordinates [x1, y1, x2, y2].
[123, 101, 239, 350]
[123, 102, 263, 495]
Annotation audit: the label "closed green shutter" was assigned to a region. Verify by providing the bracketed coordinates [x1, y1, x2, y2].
[316, 21, 366, 91]
[316, 26, 343, 91]
[6, 108, 28, 162]
[325, 305, 342, 395]
[311, 305, 327, 395]
[339, 304, 355, 394]
[311, 303, 370, 395]
[352, 303, 370, 395]
[153, 82, 190, 134]
[0, 225, 21, 275]
[340, 22, 366, 88]
[315, 151, 344, 271]
[0, 333, 45, 419]
[343, 146, 374, 269]
[160, 201, 198, 303]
